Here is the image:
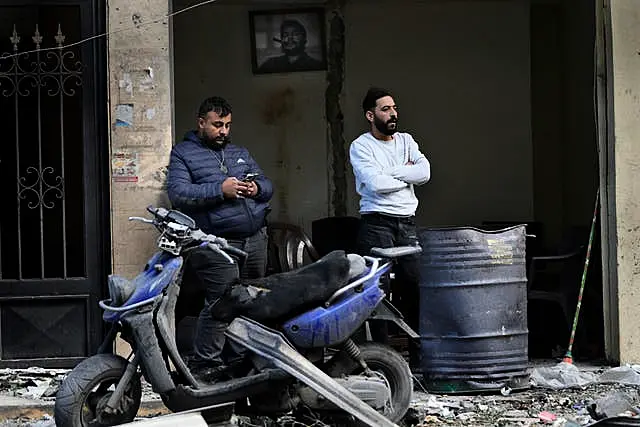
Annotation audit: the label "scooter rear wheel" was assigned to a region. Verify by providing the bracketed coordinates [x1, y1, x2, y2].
[327, 342, 413, 423]
[54, 354, 142, 427]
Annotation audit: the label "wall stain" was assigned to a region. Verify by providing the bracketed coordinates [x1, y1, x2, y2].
[262, 87, 296, 221]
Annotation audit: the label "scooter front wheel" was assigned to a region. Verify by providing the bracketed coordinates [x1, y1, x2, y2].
[55, 354, 142, 427]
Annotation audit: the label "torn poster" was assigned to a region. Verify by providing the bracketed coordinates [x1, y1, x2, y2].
[112, 151, 139, 182]
[115, 103, 134, 127]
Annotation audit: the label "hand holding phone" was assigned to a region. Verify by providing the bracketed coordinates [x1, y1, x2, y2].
[243, 173, 259, 182]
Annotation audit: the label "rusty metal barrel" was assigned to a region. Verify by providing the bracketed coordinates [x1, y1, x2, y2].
[418, 225, 530, 393]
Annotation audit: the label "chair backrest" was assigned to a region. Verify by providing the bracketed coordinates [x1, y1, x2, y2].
[311, 216, 360, 256]
[267, 222, 320, 273]
[526, 244, 586, 291]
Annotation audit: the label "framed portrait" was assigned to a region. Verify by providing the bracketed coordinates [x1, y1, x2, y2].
[249, 8, 327, 75]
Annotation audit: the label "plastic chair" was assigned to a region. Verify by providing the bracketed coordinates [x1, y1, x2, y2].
[267, 222, 320, 274]
[527, 245, 585, 328]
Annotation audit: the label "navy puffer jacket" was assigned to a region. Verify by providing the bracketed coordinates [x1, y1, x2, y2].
[167, 131, 273, 238]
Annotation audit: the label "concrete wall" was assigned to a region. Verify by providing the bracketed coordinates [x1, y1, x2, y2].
[342, 0, 533, 227]
[172, 0, 534, 232]
[108, 0, 174, 280]
[106, 0, 610, 357]
[609, 0, 640, 364]
[172, 0, 329, 231]
[107, 0, 174, 354]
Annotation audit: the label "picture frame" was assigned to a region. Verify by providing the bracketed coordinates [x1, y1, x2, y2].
[249, 8, 327, 75]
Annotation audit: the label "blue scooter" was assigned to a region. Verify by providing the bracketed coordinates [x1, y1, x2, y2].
[54, 206, 420, 427]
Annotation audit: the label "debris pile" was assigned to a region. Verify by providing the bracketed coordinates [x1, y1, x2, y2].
[0, 414, 54, 427]
[0, 368, 68, 401]
[0, 363, 640, 426]
[404, 362, 640, 426]
[0, 367, 161, 404]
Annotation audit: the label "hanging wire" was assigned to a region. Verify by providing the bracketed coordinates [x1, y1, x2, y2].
[0, 0, 219, 59]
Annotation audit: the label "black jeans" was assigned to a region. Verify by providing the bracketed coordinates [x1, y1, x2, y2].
[186, 227, 268, 366]
[357, 213, 421, 337]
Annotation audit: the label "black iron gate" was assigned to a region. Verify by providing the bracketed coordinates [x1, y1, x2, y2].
[0, 1, 108, 368]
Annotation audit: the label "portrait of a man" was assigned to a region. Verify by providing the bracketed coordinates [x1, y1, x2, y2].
[250, 9, 327, 75]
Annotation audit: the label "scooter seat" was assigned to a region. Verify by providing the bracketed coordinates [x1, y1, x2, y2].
[347, 254, 367, 280]
[213, 250, 352, 323]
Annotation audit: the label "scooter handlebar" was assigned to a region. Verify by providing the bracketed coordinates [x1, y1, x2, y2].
[128, 216, 154, 224]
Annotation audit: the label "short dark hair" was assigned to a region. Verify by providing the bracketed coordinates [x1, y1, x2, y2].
[198, 96, 232, 118]
[362, 87, 392, 113]
[281, 19, 306, 38]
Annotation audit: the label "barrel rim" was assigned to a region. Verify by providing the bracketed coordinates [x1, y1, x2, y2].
[419, 225, 527, 234]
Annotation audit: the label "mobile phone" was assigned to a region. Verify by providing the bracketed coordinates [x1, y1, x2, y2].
[243, 173, 259, 182]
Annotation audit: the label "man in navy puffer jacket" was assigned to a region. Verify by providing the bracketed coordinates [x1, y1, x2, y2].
[167, 96, 273, 383]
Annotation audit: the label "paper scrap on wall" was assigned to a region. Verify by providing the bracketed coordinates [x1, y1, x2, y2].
[112, 151, 139, 182]
[115, 103, 134, 127]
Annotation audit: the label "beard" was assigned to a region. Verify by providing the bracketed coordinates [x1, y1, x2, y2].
[374, 116, 398, 136]
[201, 134, 230, 147]
[282, 43, 305, 57]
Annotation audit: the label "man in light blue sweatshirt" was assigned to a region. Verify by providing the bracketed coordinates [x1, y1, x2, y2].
[349, 87, 431, 340]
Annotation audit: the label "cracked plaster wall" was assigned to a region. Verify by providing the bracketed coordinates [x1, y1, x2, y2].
[107, 0, 173, 281]
[107, 0, 174, 355]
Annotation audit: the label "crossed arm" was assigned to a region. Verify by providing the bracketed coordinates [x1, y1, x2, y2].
[349, 137, 431, 194]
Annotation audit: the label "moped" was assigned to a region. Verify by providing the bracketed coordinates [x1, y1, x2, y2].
[54, 206, 421, 427]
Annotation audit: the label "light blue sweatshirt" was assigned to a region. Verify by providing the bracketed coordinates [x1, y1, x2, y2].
[349, 132, 431, 216]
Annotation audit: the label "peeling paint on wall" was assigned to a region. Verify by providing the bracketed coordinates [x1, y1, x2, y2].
[117, 67, 156, 99]
[145, 107, 156, 120]
[152, 166, 168, 190]
[139, 67, 155, 92]
[119, 72, 133, 96]
[114, 103, 134, 127]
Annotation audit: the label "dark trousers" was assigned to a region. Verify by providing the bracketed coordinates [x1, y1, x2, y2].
[186, 227, 268, 366]
[356, 213, 421, 339]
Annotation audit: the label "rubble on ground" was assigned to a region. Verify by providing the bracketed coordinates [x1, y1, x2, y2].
[404, 385, 639, 426]
[0, 414, 54, 427]
[1, 362, 640, 426]
[0, 367, 160, 402]
[404, 362, 640, 427]
[0, 368, 67, 401]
